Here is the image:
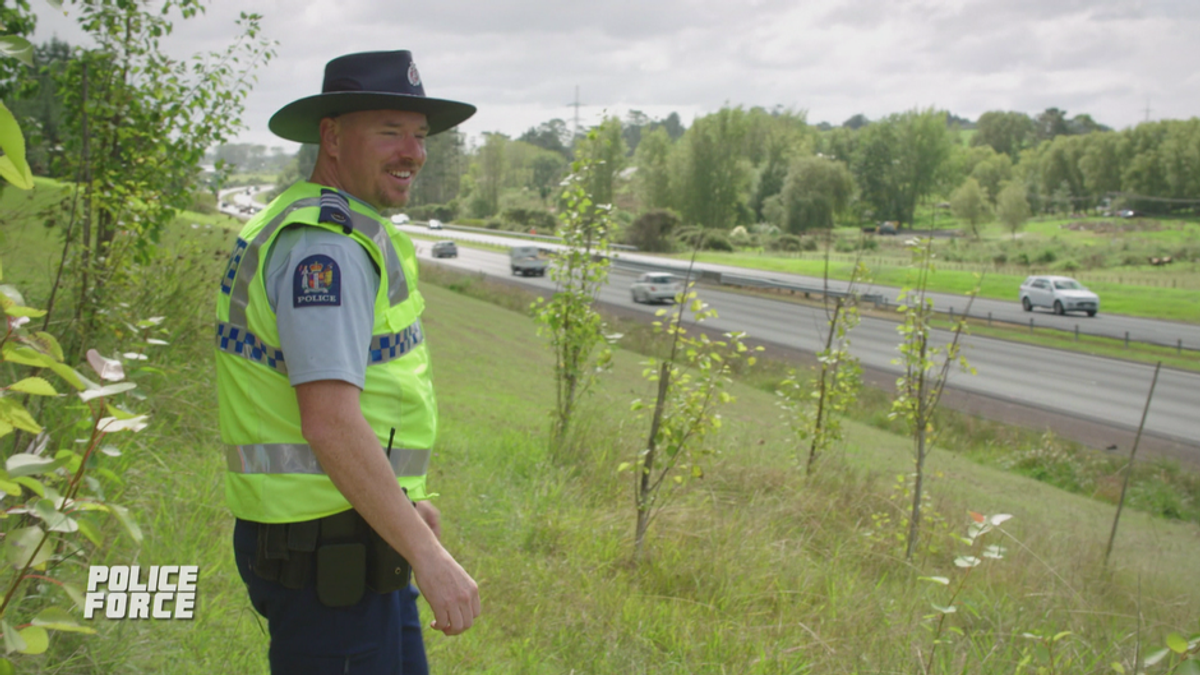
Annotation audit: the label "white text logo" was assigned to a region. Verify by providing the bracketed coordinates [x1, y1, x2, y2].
[83, 566, 198, 620]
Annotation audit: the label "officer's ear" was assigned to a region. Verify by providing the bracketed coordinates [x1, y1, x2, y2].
[318, 116, 342, 160]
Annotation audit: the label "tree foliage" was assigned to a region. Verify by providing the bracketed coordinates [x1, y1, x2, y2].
[624, 284, 758, 561]
[780, 155, 854, 232]
[673, 107, 752, 229]
[996, 181, 1031, 240]
[889, 239, 977, 560]
[573, 115, 626, 208]
[973, 111, 1035, 159]
[532, 143, 619, 450]
[950, 177, 992, 239]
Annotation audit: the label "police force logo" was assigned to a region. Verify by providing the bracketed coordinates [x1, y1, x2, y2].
[293, 254, 342, 307]
[407, 61, 421, 87]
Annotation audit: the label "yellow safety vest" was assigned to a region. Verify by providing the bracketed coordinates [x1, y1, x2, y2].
[214, 182, 435, 523]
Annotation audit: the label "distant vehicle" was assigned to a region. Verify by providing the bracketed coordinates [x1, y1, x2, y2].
[1019, 275, 1099, 317]
[427, 219, 444, 230]
[430, 241, 457, 258]
[390, 213, 410, 225]
[509, 246, 548, 277]
[630, 273, 684, 304]
[1119, 209, 1139, 219]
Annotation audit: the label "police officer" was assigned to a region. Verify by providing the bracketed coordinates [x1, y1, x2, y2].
[215, 51, 481, 673]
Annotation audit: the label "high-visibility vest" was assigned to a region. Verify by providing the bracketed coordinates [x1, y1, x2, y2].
[214, 181, 435, 523]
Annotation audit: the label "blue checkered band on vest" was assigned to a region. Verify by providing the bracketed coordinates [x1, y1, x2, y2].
[216, 320, 425, 373]
[368, 321, 424, 364]
[216, 322, 288, 375]
[221, 238, 248, 295]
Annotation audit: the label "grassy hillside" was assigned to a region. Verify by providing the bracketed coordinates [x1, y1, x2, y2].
[3, 186, 1197, 673]
[31, 280, 1196, 674]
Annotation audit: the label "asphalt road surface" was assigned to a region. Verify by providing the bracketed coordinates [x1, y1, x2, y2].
[406, 226, 1200, 464]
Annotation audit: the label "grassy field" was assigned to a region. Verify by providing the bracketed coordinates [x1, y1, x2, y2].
[4, 185, 1199, 673]
[680, 215, 1200, 323]
[25, 272, 1195, 674]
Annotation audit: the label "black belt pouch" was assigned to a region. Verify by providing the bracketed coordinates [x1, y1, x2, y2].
[316, 543, 366, 607]
[366, 528, 412, 593]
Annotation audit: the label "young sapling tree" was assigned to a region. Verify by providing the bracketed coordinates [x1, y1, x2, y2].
[622, 280, 759, 561]
[890, 237, 979, 560]
[532, 143, 620, 451]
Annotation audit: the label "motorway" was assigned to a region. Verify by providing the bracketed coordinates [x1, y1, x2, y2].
[404, 225, 1200, 461]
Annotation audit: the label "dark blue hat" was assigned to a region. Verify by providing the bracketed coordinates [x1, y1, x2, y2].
[269, 50, 476, 143]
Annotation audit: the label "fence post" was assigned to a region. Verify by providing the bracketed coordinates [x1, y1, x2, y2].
[1075, 324, 1079, 342]
[1179, 338, 1183, 355]
[949, 307, 954, 322]
[1125, 331, 1130, 349]
[987, 311, 992, 327]
[1029, 318, 1034, 334]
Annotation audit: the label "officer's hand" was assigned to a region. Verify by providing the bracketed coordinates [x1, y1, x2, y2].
[412, 551, 480, 637]
[413, 500, 442, 540]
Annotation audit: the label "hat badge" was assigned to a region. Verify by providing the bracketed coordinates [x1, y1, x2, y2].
[407, 62, 421, 87]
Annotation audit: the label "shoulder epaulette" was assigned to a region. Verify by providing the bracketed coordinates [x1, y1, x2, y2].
[318, 189, 354, 234]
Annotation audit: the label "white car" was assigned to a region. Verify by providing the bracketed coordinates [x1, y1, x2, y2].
[1019, 275, 1100, 317]
[390, 213, 410, 225]
[427, 219, 443, 230]
[630, 273, 684, 304]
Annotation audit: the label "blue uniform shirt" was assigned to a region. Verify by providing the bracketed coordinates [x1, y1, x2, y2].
[263, 225, 380, 389]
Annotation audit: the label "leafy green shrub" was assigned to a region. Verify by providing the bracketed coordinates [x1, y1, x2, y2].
[190, 191, 217, 214]
[1053, 258, 1080, 272]
[485, 219, 502, 230]
[409, 202, 457, 222]
[834, 236, 876, 253]
[701, 232, 734, 252]
[771, 234, 804, 252]
[1035, 248, 1058, 265]
[501, 207, 556, 233]
[625, 209, 680, 253]
[1001, 435, 1098, 494]
[457, 218, 485, 227]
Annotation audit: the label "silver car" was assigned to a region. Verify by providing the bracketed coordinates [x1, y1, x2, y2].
[630, 273, 684, 304]
[1019, 275, 1099, 317]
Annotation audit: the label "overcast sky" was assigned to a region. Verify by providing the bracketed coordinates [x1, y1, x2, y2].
[31, 0, 1200, 153]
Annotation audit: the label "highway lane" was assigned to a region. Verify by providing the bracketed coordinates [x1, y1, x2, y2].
[406, 226, 1200, 351]
[410, 236, 1200, 450]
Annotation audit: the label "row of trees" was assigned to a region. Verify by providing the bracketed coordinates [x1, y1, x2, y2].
[376, 105, 1197, 248]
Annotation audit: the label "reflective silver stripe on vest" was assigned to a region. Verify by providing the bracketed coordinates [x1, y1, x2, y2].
[227, 194, 410, 328]
[226, 444, 431, 477]
[216, 321, 288, 375]
[216, 319, 424, 373]
[345, 208, 410, 308]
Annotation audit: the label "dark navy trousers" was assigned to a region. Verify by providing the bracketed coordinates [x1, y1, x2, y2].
[234, 519, 428, 674]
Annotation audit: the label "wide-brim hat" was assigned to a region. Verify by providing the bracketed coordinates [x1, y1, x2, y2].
[269, 50, 476, 143]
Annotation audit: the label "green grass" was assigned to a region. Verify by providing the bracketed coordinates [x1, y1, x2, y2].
[4, 199, 1200, 673]
[681, 250, 1200, 322]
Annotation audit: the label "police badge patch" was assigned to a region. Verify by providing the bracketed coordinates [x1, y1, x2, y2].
[293, 255, 342, 308]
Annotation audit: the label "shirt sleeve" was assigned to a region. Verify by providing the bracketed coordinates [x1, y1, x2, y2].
[264, 226, 380, 389]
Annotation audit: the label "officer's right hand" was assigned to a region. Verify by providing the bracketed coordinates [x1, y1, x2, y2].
[412, 550, 480, 636]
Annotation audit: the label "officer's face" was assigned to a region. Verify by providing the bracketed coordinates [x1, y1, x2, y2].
[327, 109, 428, 210]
